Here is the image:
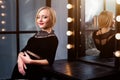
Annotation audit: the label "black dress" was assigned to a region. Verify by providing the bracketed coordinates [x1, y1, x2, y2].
[92, 29, 119, 58]
[11, 30, 58, 79]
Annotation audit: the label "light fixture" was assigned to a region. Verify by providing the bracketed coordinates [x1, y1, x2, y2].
[67, 17, 73, 23]
[1, 28, 6, 31]
[66, 4, 73, 9]
[114, 50, 120, 70]
[66, 30, 73, 36]
[1, 36, 6, 40]
[116, 15, 120, 22]
[79, 31, 82, 35]
[1, 13, 6, 16]
[0, 0, 6, 41]
[114, 51, 120, 57]
[1, 20, 6, 24]
[80, 19, 81, 22]
[1, 5, 6, 9]
[66, 44, 74, 49]
[0, 0, 3, 4]
[80, 5, 81, 8]
[115, 33, 120, 40]
[116, 0, 120, 4]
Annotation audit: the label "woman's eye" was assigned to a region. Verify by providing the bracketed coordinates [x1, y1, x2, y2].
[37, 16, 40, 19]
[43, 16, 48, 19]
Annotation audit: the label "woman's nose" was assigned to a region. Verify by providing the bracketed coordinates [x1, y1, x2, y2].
[38, 18, 42, 22]
[37, 16, 41, 21]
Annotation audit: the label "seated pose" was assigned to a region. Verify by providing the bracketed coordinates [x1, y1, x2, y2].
[11, 6, 58, 79]
[92, 10, 120, 58]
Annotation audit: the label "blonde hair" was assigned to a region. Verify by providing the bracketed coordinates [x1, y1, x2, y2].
[35, 6, 56, 29]
[98, 10, 113, 29]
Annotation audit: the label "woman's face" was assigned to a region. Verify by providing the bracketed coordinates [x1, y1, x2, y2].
[36, 9, 51, 30]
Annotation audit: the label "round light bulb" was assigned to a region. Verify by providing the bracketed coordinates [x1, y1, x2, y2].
[114, 51, 120, 57]
[1, 36, 6, 40]
[116, 16, 120, 22]
[1, 21, 6, 24]
[66, 4, 73, 9]
[1, 13, 6, 16]
[116, 0, 120, 4]
[66, 31, 73, 36]
[0, 0, 3, 4]
[1, 28, 6, 31]
[66, 44, 73, 49]
[1, 5, 6, 9]
[67, 17, 73, 23]
[115, 33, 120, 40]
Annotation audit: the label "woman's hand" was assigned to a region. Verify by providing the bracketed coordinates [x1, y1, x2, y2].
[21, 52, 32, 64]
[17, 52, 27, 76]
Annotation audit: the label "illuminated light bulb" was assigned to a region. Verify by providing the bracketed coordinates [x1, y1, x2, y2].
[1, 21, 6, 24]
[1, 13, 6, 16]
[1, 5, 6, 9]
[0, 0, 3, 4]
[115, 33, 120, 40]
[114, 51, 120, 57]
[80, 31, 82, 35]
[66, 44, 74, 49]
[1, 28, 6, 31]
[116, 0, 120, 4]
[80, 19, 81, 22]
[1, 36, 6, 40]
[66, 31, 73, 36]
[116, 15, 120, 22]
[66, 4, 73, 9]
[80, 5, 81, 8]
[67, 17, 73, 23]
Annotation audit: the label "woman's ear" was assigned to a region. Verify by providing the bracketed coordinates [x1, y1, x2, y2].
[111, 20, 115, 27]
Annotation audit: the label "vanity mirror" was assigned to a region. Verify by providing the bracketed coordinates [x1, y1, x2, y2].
[67, 0, 120, 68]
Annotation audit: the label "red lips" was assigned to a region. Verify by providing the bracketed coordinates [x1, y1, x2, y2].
[39, 23, 44, 25]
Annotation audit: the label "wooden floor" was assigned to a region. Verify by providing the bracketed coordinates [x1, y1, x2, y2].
[43, 57, 120, 80]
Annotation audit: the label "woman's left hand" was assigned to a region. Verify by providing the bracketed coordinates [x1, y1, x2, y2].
[20, 52, 32, 64]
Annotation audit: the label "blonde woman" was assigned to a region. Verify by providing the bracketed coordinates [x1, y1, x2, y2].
[11, 6, 58, 79]
[92, 10, 119, 58]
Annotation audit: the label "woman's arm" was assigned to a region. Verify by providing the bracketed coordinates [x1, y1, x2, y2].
[30, 59, 49, 65]
[20, 52, 49, 65]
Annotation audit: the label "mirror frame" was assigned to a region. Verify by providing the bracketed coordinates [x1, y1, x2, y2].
[67, 0, 85, 61]
[67, 0, 120, 68]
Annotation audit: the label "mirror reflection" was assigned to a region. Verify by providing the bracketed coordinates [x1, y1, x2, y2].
[81, 0, 118, 67]
[85, 0, 116, 57]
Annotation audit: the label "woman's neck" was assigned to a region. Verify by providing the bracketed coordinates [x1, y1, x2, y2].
[41, 28, 52, 33]
[96, 27, 111, 35]
[100, 27, 111, 34]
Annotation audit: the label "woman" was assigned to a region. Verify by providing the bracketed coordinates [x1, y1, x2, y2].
[92, 10, 119, 58]
[11, 6, 58, 79]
